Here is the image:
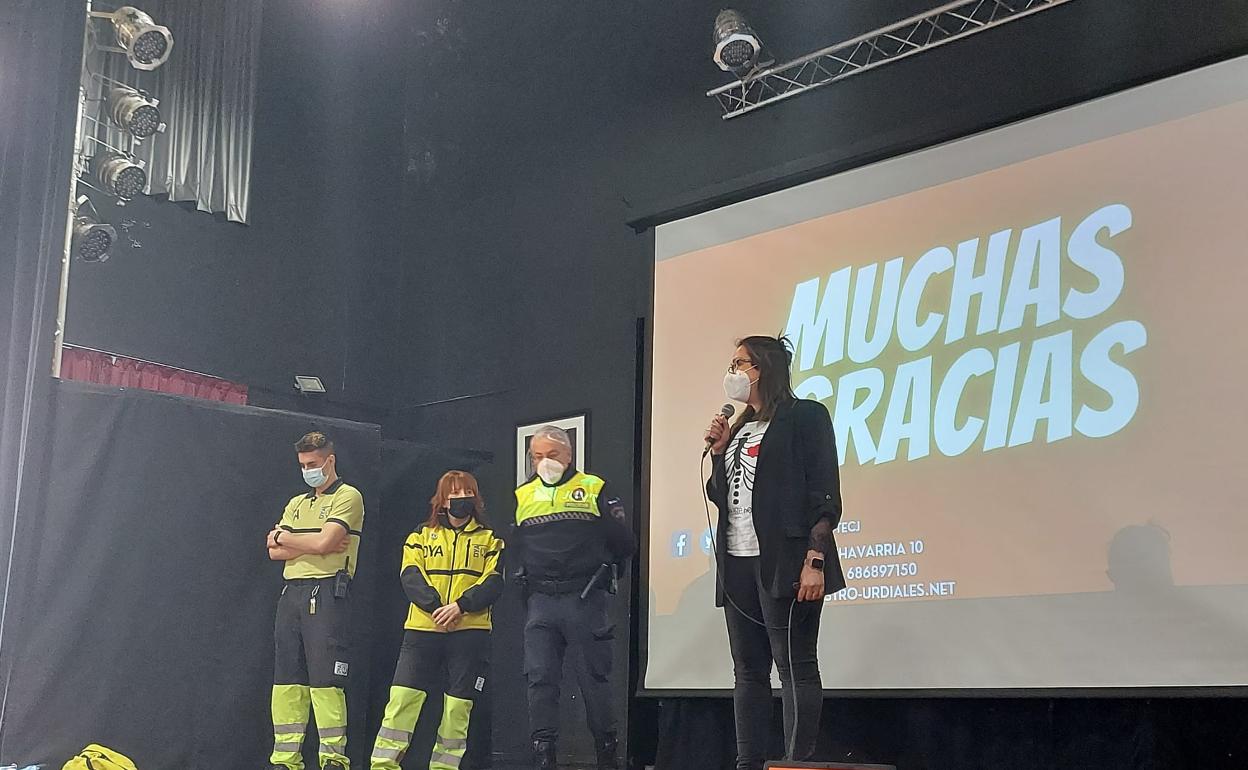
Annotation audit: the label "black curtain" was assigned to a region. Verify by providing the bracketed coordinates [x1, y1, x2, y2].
[0, 0, 85, 737]
[0, 381, 382, 769]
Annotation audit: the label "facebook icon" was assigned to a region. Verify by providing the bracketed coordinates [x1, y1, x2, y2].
[670, 530, 691, 558]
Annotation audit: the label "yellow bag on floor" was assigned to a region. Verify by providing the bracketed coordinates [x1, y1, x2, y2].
[61, 744, 138, 770]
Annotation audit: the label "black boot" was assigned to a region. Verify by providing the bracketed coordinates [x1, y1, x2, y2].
[595, 733, 619, 770]
[532, 739, 557, 770]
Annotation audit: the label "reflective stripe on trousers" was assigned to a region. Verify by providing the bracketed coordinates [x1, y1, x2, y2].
[310, 686, 349, 766]
[370, 685, 428, 770]
[429, 694, 474, 770]
[271, 684, 311, 770]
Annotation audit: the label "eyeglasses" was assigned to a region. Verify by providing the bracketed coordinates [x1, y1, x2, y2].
[727, 358, 755, 375]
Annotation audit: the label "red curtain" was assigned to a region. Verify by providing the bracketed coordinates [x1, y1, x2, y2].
[60, 346, 248, 405]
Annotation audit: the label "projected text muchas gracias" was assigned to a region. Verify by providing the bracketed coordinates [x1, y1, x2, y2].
[784, 203, 1146, 466]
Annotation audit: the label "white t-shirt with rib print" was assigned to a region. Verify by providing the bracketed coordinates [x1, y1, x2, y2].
[725, 420, 768, 557]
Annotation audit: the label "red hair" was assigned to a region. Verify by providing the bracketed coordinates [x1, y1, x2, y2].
[426, 470, 484, 528]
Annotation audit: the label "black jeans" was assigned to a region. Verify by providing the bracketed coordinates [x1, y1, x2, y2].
[523, 588, 617, 742]
[723, 555, 822, 770]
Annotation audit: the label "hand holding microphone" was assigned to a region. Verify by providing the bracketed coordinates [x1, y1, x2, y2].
[703, 403, 736, 457]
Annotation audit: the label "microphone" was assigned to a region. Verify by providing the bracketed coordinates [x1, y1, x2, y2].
[702, 403, 736, 457]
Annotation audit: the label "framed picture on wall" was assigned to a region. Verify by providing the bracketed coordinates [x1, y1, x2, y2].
[515, 412, 589, 485]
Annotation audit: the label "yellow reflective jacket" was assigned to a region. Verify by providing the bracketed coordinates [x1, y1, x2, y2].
[62, 745, 138, 770]
[401, 519, 504, 632]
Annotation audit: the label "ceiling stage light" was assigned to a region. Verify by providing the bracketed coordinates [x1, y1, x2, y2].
[95, 152, 148, 201]
[109, 86, 165, 140]
[71, 198, 118, 263]
[713, 9, 763, 75]
[92, 6, 174, 71]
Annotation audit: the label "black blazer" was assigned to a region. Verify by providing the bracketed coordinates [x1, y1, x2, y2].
[707, 398, 846, 604]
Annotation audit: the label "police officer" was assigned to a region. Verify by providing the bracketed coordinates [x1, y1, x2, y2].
[512, 425, 635, 770]
[266, 432, 365, 770]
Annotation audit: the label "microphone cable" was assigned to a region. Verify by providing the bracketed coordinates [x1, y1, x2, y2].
[699, 452, 792, 631]
[700, 451, 803, 759]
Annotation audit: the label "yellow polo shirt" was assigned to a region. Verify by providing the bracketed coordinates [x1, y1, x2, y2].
[278, 479, 364, 579]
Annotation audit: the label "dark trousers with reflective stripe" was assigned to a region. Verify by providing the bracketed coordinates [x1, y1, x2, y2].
[371, 629, 489, 770]
[524, 588, 616, 743]
[272, 578, 351, 770]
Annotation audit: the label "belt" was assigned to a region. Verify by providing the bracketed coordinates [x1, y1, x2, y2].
[283, 576, 337, 585]
[529, 575, 593, 595]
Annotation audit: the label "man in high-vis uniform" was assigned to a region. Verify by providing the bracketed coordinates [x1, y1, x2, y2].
[370, 471, 504, 770]
[513, 426, 635, 770]
[266, 431, 365, 770]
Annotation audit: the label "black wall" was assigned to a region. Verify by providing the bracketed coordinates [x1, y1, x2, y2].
[50, 0, 1248, 766]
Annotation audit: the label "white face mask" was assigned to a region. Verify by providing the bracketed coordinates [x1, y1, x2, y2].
[723, 370, 755, 402]
[302, 461, 328, 488]
[536, 457, 566, 485]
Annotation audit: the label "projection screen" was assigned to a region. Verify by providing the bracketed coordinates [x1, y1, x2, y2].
[645, 55, 1248, 691]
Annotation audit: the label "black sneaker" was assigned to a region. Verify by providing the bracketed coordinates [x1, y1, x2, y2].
[323, 762, 348, 770]
[532, 739, 556, 770]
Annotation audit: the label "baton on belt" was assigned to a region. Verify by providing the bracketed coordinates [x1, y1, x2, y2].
[580, 563, 613, 599]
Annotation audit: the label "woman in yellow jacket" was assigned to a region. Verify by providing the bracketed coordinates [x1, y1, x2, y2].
[370, 470, 505, 770]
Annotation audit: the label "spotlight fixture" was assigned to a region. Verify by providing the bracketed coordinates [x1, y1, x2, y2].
[71, 197, 117, 263]
[707, 0, 1075, 119]
[294, 376, 327, 395]
[109, 86, 165, 140]
[94, 152, 147, 201]
[92, 6, 174, 71]
[713, 9, 763, 75]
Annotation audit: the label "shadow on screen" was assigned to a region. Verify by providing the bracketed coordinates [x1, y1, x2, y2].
[1107, 522, 1174, 595]
[1092, 521, 1248, 676]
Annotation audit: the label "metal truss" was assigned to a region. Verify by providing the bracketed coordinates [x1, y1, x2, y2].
[708, 0, 1077, 119]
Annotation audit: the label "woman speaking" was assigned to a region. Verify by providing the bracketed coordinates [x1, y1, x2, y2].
[704, 335, 845, 770]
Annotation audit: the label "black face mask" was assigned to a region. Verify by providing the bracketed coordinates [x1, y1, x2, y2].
[447, 497, 475, 520]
